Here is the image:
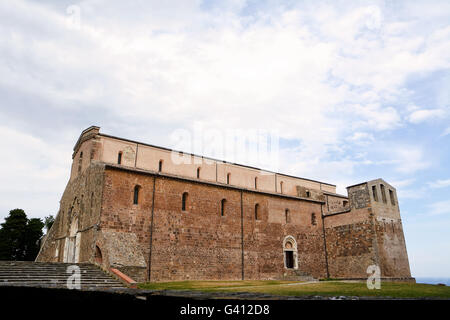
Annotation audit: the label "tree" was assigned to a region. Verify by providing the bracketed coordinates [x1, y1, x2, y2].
[44, 215, 55, 233]
[0, 209, 44, 261]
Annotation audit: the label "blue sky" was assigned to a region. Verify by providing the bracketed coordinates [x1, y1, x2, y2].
[0, 0, 449, 277]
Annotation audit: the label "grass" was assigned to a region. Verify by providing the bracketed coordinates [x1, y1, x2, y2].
[138, 280, 450, 299]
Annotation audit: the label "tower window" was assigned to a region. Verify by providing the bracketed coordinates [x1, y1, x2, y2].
[220, 199, 226, 216]
[280, 181, 284, 194]
[197, 167, 201, 179]
[158, 160, 163, 172]
[182, 192, 188, 211]
[380, 184, 387, 204]
[227, 173, 231, 184]
[254, 177, 258, 189]
[118, 152, 122, 165]
[133, 185, 140, 205]
[343, 200, 348, 207]
[306, 191, 311, 198]
[389, 189, 396, 206]
[372, 185, 378, 202]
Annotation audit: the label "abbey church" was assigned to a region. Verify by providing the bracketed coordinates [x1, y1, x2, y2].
[37, 126, 414, 283]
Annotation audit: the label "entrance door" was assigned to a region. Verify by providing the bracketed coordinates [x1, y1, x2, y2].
[285, 251, 294, 269]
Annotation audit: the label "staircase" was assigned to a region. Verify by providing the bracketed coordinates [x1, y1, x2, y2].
[0, 261, 125, 289]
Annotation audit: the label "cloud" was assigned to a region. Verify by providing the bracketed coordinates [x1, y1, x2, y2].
[392, 147, 432, 174]
[0, 0, 449, 222]
[427, 179, 450, 189]
[428, 200, 450, 216]
[408, 108, 446, 124]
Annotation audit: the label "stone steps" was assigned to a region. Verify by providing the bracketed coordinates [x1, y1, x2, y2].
[0, 261, 125, 289]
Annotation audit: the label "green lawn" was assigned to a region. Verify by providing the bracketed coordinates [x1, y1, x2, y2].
[138, 280, 450, 298]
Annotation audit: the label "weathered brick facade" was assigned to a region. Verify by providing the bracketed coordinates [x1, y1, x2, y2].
[36, 127, 414, 283]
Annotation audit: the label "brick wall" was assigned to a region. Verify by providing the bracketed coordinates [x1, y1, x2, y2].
[101, 167, 328, 281]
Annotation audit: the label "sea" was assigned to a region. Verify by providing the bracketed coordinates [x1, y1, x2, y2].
[415, 277, 450, 286]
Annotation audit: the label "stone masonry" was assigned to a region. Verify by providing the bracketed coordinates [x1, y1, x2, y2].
[36, 126, 414, 283]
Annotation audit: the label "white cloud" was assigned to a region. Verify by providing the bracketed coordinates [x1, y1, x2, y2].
[0, 0, 449, 223]
[427, 179, 450, 189]
[408, 108, 446, 124]
[392, 147, 432, 174]
[428, 200, 450, 216]
[0, 125, 71, 219]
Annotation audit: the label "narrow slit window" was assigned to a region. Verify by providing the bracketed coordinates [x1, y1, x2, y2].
[227, 173, 231, 184]
[220, 199, 226, 216]
[158, 160, 163, 172]
[389, 189, 395, 206]
[255, 204, 260, 220]
[182, 192, 188, 211]
[133, 185, 140, 205]
[280, 181, 284, 194]
[380, 184, 387, 203]
[197, 167, 201, 179]
[118, 152, 122, 165]
[372, 185, 378, 202]
[254, 177, 258, 189]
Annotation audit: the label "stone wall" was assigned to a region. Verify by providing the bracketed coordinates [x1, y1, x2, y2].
[36, 163, 105, 264]
[100, 166, 328, 282]
[322, 180, 413, 280]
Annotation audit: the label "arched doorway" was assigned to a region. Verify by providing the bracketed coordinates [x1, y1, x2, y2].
[283, 236, 298, 269]
[95, 246, 103, 265]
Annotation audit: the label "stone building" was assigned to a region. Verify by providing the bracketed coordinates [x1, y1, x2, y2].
[36, 126, 414, 283]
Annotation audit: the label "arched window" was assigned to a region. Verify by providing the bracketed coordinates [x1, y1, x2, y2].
[118, 151, 122, 165]
[311, 213, 317, 226]
[285, 209, 290, 223]
[255, 203, 260, 220]
[158, 160, 163, 172]
[182, 192, 188, 211]
[133, 185, 141, 205]
[280, 181, 284, 194]
[227, 173, 231, 184]
[220, 199, 226, 216]
[254, 177, 258, 189]
[95, 246, 102, 265]
[197, 167, 201, 179]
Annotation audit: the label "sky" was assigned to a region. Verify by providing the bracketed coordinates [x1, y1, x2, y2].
[0, 0, 449, 278]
